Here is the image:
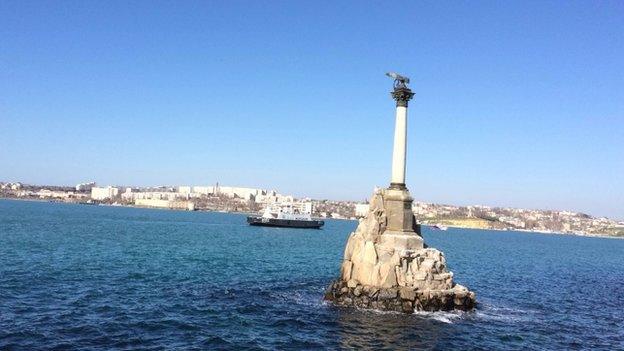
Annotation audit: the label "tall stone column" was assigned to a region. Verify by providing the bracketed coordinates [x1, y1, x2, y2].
[384, 81, 416, 234]
[390, 85, 414, 190]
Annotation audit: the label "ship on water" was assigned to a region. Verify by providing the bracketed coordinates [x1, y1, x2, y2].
[247, 202, 324, 229]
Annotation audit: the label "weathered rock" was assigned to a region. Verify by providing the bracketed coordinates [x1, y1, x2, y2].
[378, 288, 398, 300]
[340, 260, 352, 281]
[362, 241, 378, 265]
[402, 300, 413, 313]
[399, 287, 416, 301]
[325, 280, 475, 312]
[325, 189, 476, 313]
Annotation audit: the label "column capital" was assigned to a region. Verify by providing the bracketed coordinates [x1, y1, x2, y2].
[391, 86, 414, 107]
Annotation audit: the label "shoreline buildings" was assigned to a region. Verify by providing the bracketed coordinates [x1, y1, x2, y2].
[0, 180, 622, 237]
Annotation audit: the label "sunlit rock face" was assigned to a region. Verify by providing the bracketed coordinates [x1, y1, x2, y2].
[325, 188, 476, 313]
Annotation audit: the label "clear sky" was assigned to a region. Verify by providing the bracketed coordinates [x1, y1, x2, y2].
[1, 1, 623, 219]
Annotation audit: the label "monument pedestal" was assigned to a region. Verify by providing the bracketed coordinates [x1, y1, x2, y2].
[324, 188, 476, 313]
[384, 187, 417, 232]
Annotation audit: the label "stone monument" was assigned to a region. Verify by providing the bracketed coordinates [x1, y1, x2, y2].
[324, 73, 476, 313]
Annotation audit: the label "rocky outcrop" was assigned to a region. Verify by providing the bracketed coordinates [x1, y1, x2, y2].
[324, 188, 476, 313]
[324, 280, 475, 313]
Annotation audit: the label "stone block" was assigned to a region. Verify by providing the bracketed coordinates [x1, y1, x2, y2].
[379, 263, 397, 288]
[383, 189, 416, 233]
[420, 258, 435, 270]
[413, 272, 427, 281]
[375, 245, 395, 263]
[343, 234, 356, 260]
[378, 233, 424, 251]
[352, 262, 375, 285]
[340, 260, 353, 281]
[433, 272, 452, 281]
[350, 238, 365, 261]
[378, 288, 398, 300]
[402, 300, 414, 313]
[364, 286, 379, 298]
[362, 241, 378, 265]
[399, 287, 416, 301]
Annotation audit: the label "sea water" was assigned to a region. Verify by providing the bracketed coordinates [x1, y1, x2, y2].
[1, 199, 623, 350]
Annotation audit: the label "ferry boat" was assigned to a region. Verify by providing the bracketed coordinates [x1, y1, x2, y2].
[247, 202, 324, 229]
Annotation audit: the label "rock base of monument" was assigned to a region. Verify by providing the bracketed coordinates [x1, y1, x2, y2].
[325, 187, 476, 313]
[324, 279, 475, 313]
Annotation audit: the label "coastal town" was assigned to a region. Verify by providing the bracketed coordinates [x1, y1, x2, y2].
[2, 180, 622, 238]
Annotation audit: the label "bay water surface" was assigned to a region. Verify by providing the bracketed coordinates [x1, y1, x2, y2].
[1, 199, 623, 350]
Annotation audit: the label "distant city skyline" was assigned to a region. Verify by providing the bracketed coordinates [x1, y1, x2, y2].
[1, 1, 623, 219]
[3, 178, 622, 222]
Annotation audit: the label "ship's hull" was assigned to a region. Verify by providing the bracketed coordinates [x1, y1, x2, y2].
[247, 216, 324, 229]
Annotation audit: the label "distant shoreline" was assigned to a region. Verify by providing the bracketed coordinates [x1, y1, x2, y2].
[0, 196, 340, 220]
[441, 224, 624, 240]
[2, 197, 621, 239]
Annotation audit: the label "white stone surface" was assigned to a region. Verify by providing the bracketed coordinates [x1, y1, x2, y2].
[391, 106, 408, 185]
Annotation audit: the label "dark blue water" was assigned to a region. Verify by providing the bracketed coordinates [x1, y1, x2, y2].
[1, 199, 623, 350]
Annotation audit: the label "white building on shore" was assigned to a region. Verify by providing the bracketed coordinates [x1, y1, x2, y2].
[1, 182, 23, 190]
[116, 183, 294, 206]
[192, 185, 275, 201]
[91, 186, 120, 200]
[178, 186, 192, 194]
[76, 182, 96, 192]
[134, 198, 195, 210]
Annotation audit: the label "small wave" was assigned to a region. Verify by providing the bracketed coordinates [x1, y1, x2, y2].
[270, 289, 323, 308]
[323, 300, 467, 322]
[413, 310, 464, 324]
[354, 307, 405, 316]
[474, 302, 536, 323]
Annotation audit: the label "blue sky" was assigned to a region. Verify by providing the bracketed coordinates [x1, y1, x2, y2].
[1, 1, 623, 219]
